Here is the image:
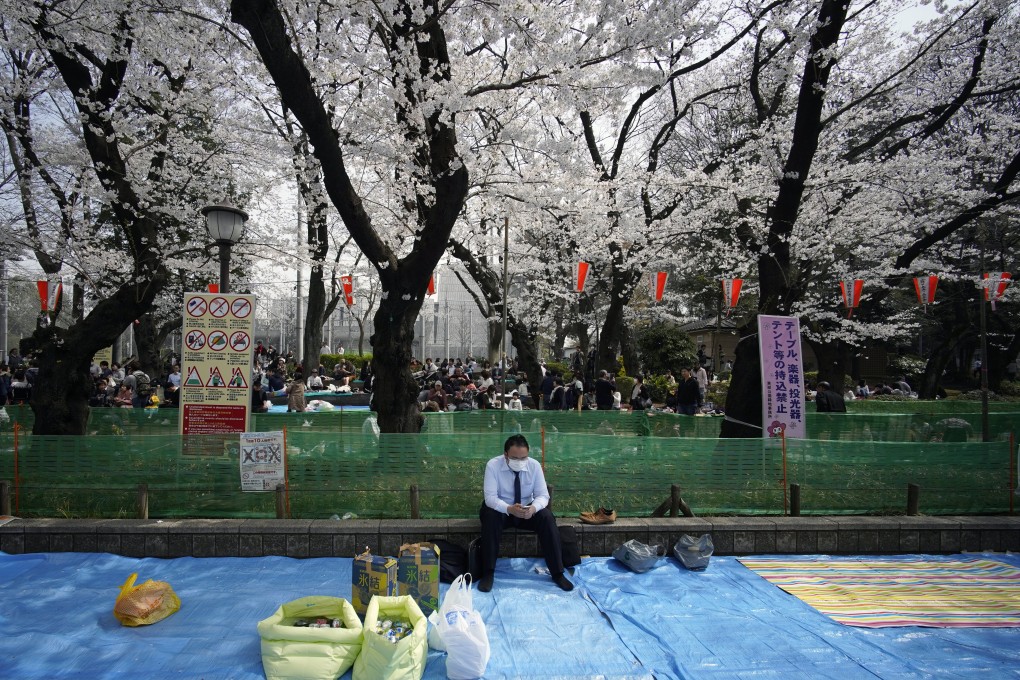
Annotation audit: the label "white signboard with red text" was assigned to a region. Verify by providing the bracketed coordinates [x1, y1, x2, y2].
[757, 315, 806, 440]
[180, 292, 256, 435]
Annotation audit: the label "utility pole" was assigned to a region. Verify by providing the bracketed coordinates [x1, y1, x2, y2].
[979, 238, 990, 442]
[499, 216, 509, 390]
[295, 191, 304, 365]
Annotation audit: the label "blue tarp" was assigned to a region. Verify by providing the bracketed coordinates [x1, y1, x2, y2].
[0, 551, 1018, 678]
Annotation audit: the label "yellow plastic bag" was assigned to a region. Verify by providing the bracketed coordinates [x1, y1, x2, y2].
[113, 573, 181, 626]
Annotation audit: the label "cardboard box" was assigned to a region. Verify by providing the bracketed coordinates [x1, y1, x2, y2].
[352, 550, 398, 618]
[397, 543, 440, 616]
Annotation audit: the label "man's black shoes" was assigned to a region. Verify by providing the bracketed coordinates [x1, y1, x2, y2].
[552, 573, 574, 591]
[478, 573, 494, 592]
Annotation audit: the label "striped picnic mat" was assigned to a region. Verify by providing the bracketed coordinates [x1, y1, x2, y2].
[738, 557, 1020, 628]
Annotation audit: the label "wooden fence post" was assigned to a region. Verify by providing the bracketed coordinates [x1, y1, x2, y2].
[276, 483, 287, 519]
[790, 483, 801, 517]
[410, 484, 420, 519]
[136, 483, 148, 520]
[669, 484, 681, 518]
[0, 480, 10, 516]
[907, 483, 920, 516]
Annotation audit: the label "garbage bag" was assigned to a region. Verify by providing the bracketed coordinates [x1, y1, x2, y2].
[612, 539, 662, 573]
[353, 595, 427, 680]
[113, 573, 180, 627]
[258, 596, 363, 680]
[673, 533, 714, 570]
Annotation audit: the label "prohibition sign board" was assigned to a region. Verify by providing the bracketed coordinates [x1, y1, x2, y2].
[230, 297, 253, 318]
[185, 330, 207, 351]
[208, 330, 229, 351]
[209, 296, 230, 318]
[186, 297, 208, 317]
[230, 331, 250, 352]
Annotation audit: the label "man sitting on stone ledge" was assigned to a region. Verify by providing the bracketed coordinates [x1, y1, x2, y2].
[479, 434, 573, 593]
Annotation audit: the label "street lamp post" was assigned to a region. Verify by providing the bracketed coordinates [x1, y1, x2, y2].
[201, 204, 248, 294]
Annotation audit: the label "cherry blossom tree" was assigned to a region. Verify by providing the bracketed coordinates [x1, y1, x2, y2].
[1, 1, 257, 434]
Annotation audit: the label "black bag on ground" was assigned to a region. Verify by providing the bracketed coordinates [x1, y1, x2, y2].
[430, 539, 468, 583]
[467, 537, 482, 580]
[559, 526, 581, 568]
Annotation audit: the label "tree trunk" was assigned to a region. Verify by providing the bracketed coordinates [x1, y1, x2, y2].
[134, 314, 163, 380]
[806, 338, 853, 394]
[721, 0, 848, 438]
[619, 323, 638, 377]
[370, 296, 422, 432]
[552, 308, 567, 360]
[507, 319, 541, 389]
[719, 325, 762, 438]
[27, 327, 91, 435]
[25, 278, 165, 435]
[304, 266, 326, 370]
[919, 330, 968, 399]
[232, 0, 469, 433]
[986, 328, 1020, 392]
[486, 315, 501, 364]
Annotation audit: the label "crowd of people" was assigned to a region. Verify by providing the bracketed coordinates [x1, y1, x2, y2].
[58, 337, 927, 417]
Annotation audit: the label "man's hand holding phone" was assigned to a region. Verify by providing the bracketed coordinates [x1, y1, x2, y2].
[509, 503, 535, 519]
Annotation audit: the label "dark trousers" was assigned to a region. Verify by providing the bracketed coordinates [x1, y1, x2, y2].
[479, 503, 564, 576]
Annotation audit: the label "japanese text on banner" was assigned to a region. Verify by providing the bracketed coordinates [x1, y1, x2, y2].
[757, 314, 806, 439]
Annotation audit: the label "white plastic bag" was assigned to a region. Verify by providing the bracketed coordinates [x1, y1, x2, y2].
[440, 608, 490, 680]
[429, 574, 489, 678]
[427, 573, 474, 651]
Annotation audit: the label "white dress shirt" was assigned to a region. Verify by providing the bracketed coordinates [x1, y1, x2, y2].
[483, 454, 550, 515]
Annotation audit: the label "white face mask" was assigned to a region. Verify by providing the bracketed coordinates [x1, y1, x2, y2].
[507, 458, 528, 473]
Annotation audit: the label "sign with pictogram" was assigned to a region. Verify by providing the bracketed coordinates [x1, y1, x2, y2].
[180, 292, 256, 436]
[208, 330, 228, 351]
[230, 297, 252, 318]
[207, 366, 226, 387]
[185, 366, 204, 387]
[229, 331, 250, 352]
[209, 296, 230, 318]
[185, 330, 207, 351]
[186, 296, 208, 317]
[229, 367, 248, 388]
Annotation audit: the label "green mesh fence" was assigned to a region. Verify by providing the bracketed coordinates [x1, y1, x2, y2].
[2, 403, 1016, 441]
[846, 400, 1020, 414]
[2, 430, 1014, 519]
[784, 438, 1015, 515]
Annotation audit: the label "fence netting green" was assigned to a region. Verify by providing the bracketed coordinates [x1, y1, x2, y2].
[0, 403, 1017, 441]
[1, 428, 1014, 519]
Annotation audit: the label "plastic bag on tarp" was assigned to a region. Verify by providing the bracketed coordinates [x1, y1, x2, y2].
[612, 539, 662, 573]
[257, 596, 363, 680]
[427, 572, 475, 651]
[673, 534, 714, 570]
[113, 573, 180, 627]
[353, 595, 427, 680]
[430, 575, 490, 678]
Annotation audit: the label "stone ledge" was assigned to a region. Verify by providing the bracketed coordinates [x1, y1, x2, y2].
[1, 516, 1016, 558]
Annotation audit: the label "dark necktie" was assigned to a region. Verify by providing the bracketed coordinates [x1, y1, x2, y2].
[513, 470, 521, 505]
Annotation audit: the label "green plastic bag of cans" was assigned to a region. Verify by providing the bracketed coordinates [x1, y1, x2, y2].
[258, 596, 363, 680]
[353, 595, 427, 680]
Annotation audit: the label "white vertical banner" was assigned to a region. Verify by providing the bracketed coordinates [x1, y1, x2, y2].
[757, 315, 807, 439]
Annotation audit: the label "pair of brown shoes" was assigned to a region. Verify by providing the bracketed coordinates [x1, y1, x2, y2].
[579, 507, 617, 525]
